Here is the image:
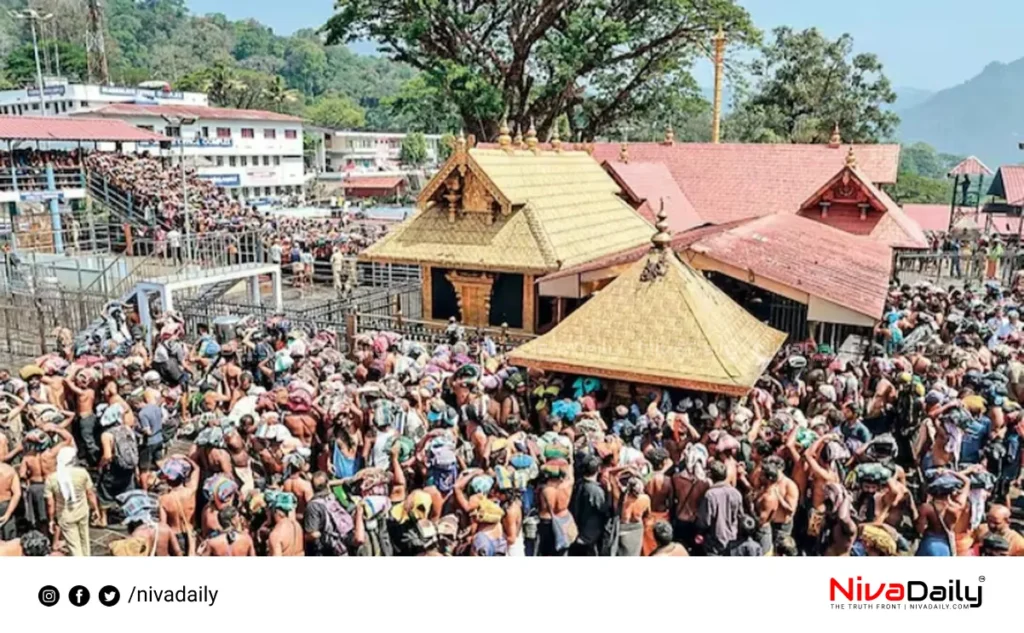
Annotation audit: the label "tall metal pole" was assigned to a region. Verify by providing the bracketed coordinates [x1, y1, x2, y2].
[180, 139, 192, 261]
[711, 27, 726, 144]
[29, 19, 46, 115]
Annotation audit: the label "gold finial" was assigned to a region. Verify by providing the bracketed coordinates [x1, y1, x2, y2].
[513, 124, 523, 149]
[619, 140, 629, 164]
[664, 124, 675, 145]
[584, 142, 595, 156]
[497, 118, 512, 151]
[845, 146, 857, 168]
[456, 129, 467, 154]
[828, 122, 841, 148]
[526, 119, 538, 152]
[551, 125, 562, 153]
[651, 198, 671, 250]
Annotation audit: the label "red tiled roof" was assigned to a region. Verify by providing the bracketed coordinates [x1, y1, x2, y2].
[947, 156, 993, 177]
[689, 213, 892, 319]
[0, 115, 168, 142]
[80, 103, 304, 123]
[987, 215, 1024, 237]
[586, 142, 900, 226]
[602, 161, 703, 232]
[539, 218, 754, 283]
[795, 165, 929, 249]
[903, 204, 954, 232]
[341, 176, 405, 189]
[994, 166, 1024, 206]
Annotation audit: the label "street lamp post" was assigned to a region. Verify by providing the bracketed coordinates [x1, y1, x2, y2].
[162, 115, 199, 261]
[8, 10, 54, 116]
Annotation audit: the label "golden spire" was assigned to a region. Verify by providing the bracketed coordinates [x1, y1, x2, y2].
[664, 124, 675, 145]
[619, 140, 629, 164]
[550, 124, 562, 153]
[525, 119, 538, 152]
[456, 129, 467, 154]
[497, 117, 512, 151]
[651, 199, 671, 250]
[845, 146, 858, 168]
[513, 124, 523, 149]
[828, 122, 841, 148]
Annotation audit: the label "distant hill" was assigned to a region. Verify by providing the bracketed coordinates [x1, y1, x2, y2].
[898, 58, 1024, 169]
[893, 86, 933, 112]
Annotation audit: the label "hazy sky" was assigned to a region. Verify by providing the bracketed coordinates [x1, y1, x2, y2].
[188, 0, 1024, 91]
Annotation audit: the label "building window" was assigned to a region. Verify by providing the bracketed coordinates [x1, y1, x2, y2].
[138, 125, 154, 132]
[201, 126, 209, 138]
[273, 156, 281, 166]
[31, 103, 38, 110]
[262, 156, 270, 166]
[215, 156, 224, 167]
[252, 156, 259, 165]
[80, 101, 89, 107]
[264, 129, 276, 139]
[241, 128, 254, 138]
[285, 129, 297, 139]
[164, 126, 181, 137]
[264, 187, 271, 196]
[229, 156, 237, 167]
[240, 156, 248, 167]
[216, 127, 231, 138]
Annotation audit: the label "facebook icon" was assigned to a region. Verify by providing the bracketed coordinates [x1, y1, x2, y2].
[69, 585, 90, 607]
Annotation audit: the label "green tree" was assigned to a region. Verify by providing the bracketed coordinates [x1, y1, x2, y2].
[306, 95, 366, 129]
[283, 33, 328, 95]
[5, 40, 88, 84]
[886, 172, 952, 205]
[264, 75, 301, 113]
[383, 75, 462, 134]
[730, 27, 899, 144]
[399, 132, 428, 166]
[438, 133, 455, 161]
[323, 0, 756, 140]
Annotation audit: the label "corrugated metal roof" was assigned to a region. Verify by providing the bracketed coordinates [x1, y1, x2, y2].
[81, 103, 304, 123]
[0, 115, 168, 142]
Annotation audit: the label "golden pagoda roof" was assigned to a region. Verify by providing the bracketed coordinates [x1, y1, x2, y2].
[508, 227, 787, 395]
[362, 146, 654, 273]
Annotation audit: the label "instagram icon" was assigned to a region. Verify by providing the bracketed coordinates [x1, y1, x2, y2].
[38, 586, 60, 607]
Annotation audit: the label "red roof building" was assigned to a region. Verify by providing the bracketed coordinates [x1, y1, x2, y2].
[0, 115, 168, 142]
[903, 204, 983, 234]
[338, 175, 406, 199]
[80, 103, 304, 123]
[988, 165, 1024, 206]
[947, 156, 993, 177]
[602, 161, 703, 232]
[796, 162, 929, 249]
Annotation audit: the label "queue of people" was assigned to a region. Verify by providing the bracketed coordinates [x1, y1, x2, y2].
[2, 274, 1024, 557]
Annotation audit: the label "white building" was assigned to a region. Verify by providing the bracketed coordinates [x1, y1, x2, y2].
[317, 130, 443, 172]
[0, 79, 208, 117]
[73, 103, 306, 201]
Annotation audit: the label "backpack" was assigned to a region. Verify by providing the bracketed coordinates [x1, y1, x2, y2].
[310, 496, 353, 556]
[110, 425, 139, 470]
[427, 443, 457, 469]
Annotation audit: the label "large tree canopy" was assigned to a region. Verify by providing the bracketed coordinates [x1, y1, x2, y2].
[323, 0, 756, 140]
[728, 27, 898, 144]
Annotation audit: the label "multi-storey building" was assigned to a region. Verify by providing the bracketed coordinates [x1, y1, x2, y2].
[317, 130, 443, 172]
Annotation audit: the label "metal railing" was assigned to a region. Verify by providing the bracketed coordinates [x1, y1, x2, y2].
[894, 250, 1021, 286]
[0, 166, 86, 192]
[351, 313, 537, 352]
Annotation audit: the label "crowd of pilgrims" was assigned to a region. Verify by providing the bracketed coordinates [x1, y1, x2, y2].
[83, 152, 385, 261]
[1, 276, 1024, 557]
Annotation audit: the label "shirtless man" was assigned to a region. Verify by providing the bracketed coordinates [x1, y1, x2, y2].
[643, 448, 673, 556]
[0, 530, 59, 556]
[803, 433, 842, 544]
[202, 507, 255, 557]
[915, 468, 972, 556]
[618, 475, 650, 556]
[64, 369, 99, 465]
[268, 494, 304, 556]
[537, 460, 573, 556]
[282, 456, 314, 521]
[974, 504, 1024, 556]
[224, 429, 254, 497]
[672, 445, 710, 547]
[752, 456, 796, 554]
[283, 406, 317, 449]
[19, 426, 74, 531]
[159, 456, 200, 556]
[0, 459, 21, 540]
[128, 511, 183, 556]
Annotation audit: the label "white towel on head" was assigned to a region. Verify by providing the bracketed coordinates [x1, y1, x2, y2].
[56, 447, 77, 504]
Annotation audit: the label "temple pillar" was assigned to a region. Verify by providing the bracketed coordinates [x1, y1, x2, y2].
[522, 275, 535, 333]
[422, 264, 433, 320]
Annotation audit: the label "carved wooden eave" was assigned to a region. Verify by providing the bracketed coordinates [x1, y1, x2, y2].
[417, 146, 513, 225]
[798, 165, 888, 216]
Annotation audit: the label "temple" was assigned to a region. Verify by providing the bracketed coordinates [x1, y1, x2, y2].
[508, 207, 787, 395]
[361, 124, 654, 332]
